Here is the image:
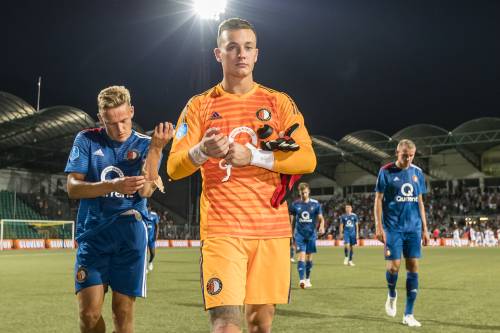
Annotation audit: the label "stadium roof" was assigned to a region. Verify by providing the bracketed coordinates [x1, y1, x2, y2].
[0, 91, 36, 126]
[0, 105, 95, 150]
[1, 91, 499, 178]
[312, 117, 500, 179]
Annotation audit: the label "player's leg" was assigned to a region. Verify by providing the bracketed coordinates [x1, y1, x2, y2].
[111, 291, 136, 333]
[348, 234, 357, 266]
[343, 232, 349, 265]
[384, 231, 402, 317]
[304, 237, 316, 287]
[401, 232, 422, 327]
[109, 215, 148, 332]
[305, 253, 313, 287]
[244, 238, 290, 332]
[78, 285, 106, 333]
[147, 241, 155, 271]
[75, 234, 113, 333]
[209, 306, 243, 333]
[202, 238, 248, 333]
[295, 234, 307, 287]
[245, 304, 275, 333]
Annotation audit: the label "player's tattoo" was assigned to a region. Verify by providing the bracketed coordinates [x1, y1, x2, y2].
[209, 305, 242, 328]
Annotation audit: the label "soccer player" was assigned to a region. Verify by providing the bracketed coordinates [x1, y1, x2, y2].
[452, 225, 461, 247]
[374, 139, 430, 327]
[167, 18, 316, 333]
[65, 86, 174, 333]
[339, 204, 359, 266]
[145, 206, 160, 272]
[289, 183, 325, 289]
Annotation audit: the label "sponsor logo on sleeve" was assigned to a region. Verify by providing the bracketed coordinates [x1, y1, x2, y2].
[69, 146, 80, 161]
[176, 123, 188, 139]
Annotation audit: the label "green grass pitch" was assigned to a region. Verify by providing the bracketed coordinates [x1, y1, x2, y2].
[1, 247, 499, 332]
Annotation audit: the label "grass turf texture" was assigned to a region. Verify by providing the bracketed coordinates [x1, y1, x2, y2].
[1, 247, 499, 333]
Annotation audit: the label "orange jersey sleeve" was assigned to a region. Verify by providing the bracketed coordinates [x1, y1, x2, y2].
[167, 97, 204, 180]
[272, 93, 316, 174]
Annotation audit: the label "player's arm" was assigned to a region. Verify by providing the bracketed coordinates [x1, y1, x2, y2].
[167, 100, 229, 180]
[418, 194, 430, 246]
[139, 122, 175, 198]
[67, 172, 145, 199]
[339, 220, 344, 239]
[356, 220, 360, 240]
[269, 94, 316, 174]
[224, 93, 316, 174]
[374, 169, 387, 244]
[374, 192, 385, 243]
[290, 214, 295, 233]
[317, 214, 325, 235]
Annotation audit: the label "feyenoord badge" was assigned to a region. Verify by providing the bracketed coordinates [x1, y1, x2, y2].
[76, 266, 88, 283]
[126, 149, 140, 162]
[206, 278, 223, 296]
[256, 108, 271, 121]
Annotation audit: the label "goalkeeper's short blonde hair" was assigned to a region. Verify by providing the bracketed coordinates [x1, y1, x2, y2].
[97, 86, 131, 113]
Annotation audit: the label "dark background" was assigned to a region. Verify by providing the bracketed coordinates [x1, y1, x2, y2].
[2, 0, 499, 138]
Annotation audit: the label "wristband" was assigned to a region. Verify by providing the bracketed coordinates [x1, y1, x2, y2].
[248, 144, 274, 170]
[188, 142, 209, 166]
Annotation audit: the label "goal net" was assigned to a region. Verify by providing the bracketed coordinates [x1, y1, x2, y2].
[0, 219, 75, 250]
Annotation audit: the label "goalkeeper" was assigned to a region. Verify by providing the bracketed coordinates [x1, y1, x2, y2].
[167, 18, 316, 333]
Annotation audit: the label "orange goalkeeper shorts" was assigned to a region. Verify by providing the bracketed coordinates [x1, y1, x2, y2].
[200, 237, 291, 310]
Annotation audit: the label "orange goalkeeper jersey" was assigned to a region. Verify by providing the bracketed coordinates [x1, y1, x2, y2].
[167, 83, 316, 240]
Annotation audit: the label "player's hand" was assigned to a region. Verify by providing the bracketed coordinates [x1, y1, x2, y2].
[224, 142, 252, 167]
[260, 123, 300, 152]
[201, 128, 229, 158]
[110, 176, 146, 195]
[376, 227, 386, 244]
[150, 122, 175, 150]
[318, 224, 325, 235]
[339, 234, 344, 240]
[422, 231, 430, 246]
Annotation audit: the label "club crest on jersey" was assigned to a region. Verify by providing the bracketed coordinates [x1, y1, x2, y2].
[206, 278, 223, 296]
[126, 149, 140, 162]
[76, 266, 88, 283]
[256, 108, 271, 121]
[176, 122, 188, 139]
[413, 175, 418, 183]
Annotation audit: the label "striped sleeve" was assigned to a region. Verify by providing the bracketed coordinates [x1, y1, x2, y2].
[64, 131, 90, 175]
[272, 92, 316, 174]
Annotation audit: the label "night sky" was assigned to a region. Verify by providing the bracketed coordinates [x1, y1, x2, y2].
[2, 0, 499, 139]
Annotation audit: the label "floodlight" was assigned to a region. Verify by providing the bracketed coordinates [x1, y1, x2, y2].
[193, 0, 227, 21]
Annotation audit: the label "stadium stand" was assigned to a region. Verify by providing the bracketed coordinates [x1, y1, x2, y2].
[0, 91, 499, 244]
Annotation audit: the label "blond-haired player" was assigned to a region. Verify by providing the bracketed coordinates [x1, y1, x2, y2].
[167, 18, 316, 333]
[375, 139, 430, 327]
[66, 86, 174, 333]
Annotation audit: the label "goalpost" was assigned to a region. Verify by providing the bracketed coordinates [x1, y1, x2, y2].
[0, 219, 75, 251]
